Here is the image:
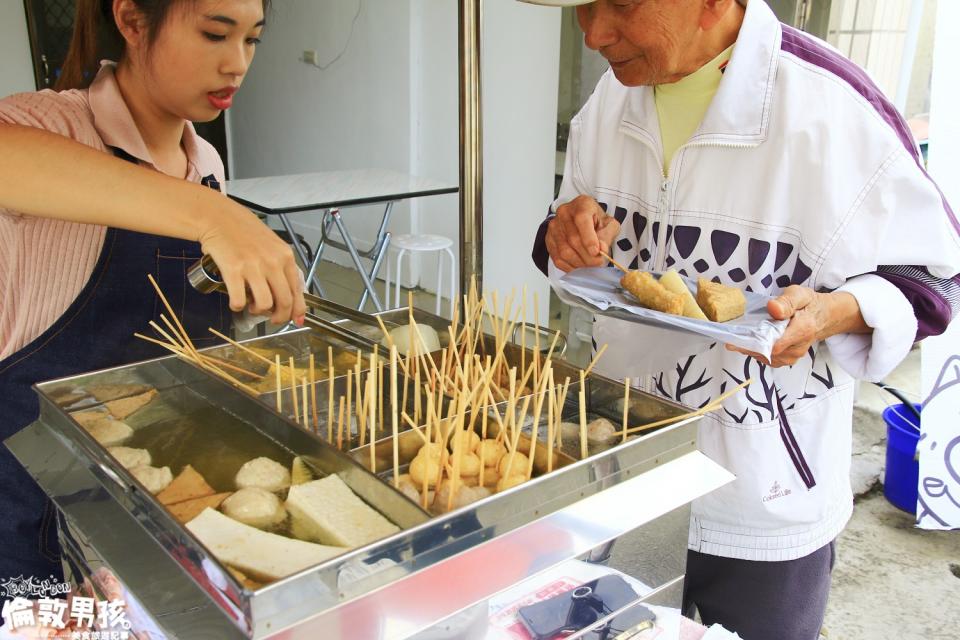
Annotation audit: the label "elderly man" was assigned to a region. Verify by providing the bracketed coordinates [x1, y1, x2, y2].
[526, 0, 960, 638]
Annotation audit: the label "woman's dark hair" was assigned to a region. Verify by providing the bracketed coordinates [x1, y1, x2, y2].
[56, 0, 270, 91]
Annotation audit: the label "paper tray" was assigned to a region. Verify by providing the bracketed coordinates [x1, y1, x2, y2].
[551, 267, 787, 361]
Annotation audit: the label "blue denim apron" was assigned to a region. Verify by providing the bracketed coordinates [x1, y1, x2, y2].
[0, 148, 228, 588]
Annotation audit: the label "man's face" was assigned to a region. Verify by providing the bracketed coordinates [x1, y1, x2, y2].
[576, 0, 705, 86]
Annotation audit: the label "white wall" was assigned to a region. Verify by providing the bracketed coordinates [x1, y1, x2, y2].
[229, 0, 560, 319]
[0, 2, 36, 97]
[230, 0, 424, 287]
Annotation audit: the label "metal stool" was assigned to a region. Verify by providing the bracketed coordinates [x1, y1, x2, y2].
[386, 234, 456, 317]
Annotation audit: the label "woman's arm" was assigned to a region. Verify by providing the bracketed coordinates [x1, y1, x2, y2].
[0, 123, 305, 325]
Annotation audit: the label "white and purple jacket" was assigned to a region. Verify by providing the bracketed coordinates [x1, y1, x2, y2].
[533, 0, 960, 561]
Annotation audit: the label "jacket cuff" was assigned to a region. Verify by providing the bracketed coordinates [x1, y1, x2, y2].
[531, 214, 555, 276]
[824, 274, 916, 381]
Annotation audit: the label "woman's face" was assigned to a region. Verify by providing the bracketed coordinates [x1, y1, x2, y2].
[130, 0, 265, 122]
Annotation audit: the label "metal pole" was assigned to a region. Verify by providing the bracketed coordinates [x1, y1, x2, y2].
[459, 0, 483, 302]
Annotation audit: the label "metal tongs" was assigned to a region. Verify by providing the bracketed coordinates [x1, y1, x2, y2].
[187, 255, 388, 351]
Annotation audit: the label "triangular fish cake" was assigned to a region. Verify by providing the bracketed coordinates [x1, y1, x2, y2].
[105, 389, 158, 420]
[157, 464, 216, 505]
[88, 383, 154, 403]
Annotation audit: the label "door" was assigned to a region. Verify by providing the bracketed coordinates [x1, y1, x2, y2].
[22, 0, 75, 90]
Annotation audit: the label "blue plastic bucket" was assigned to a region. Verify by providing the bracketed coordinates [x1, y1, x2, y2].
[883, 403, 921, 513]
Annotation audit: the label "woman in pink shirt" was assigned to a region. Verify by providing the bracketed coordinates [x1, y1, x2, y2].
[0, 0, 302, 590]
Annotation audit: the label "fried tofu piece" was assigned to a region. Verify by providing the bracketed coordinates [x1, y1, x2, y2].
[659, 270, 708, 320]
[157, 464, 217, 505]
[168, 492, 232, 524]
[620, 271, 684, 315]
[104, 389, 158, 420]
[696, 279, 747, 322]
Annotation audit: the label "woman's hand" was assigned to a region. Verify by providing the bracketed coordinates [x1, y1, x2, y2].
[726, 285, 870, 367]
[0, 125, 306, 325]
[197, 201, 306, 326]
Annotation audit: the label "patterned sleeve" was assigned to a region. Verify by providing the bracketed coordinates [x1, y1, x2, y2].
[531, 207, 554, 276]
[874, 265, 960, 340]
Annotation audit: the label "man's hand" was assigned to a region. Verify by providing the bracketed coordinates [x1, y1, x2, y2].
[726, 285, 869, 367]
[545, 195, 621, 272]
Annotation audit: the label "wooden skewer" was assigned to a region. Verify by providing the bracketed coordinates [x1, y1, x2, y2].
[547, 366, 556, 473]
[148, 274, 198, 357]
[289, 357, 300, 423]
[597, 249, 630, 273]
[149, 320, 185, 353]
[390, 346, 399, 488]
[199, 353, 262, 380]
[134, 333, 188, 357]
[579, 370, 588, 460]
[368, 373, 376, 473]
[624, 379, 755, 435]
[274, 355, 282, 411]
[193, 357, 262, 396]
[346, 368, 353, 446]
[400, 412, 429, 443]
[208, 328, 274, 366]
[622, 377, 631, 444]
[583, 343, 608, 378]
[378, 361, 385, 435]
[301, 376, 309, 428]
[327, 347, 335, 443]
[309, 353, 318, 433]
[337, 395, 346, 450]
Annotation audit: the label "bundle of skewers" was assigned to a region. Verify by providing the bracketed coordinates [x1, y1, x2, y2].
[136, 275, 753, 516]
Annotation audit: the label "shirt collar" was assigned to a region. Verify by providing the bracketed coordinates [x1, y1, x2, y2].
[87, 61, 206, 179]
[620, 0, 780, 145]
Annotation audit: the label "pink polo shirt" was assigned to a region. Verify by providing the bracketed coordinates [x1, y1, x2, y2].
[0, 62, 225, 360]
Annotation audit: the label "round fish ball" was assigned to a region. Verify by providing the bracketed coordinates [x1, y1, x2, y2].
[559, 421, 581, 441]
[448, 430, 480, 454]
[108, 446, 151, 470]
[496, 474, 526, 493]
[451, 451, 481, 477]
[381, 323, 441, 356]
[221, 488, 286, 529]
[587, 417, 618, 445]
[476, 439, 506, 467]
[87, 419, 133, 447]
[476, 466, 500, 487]
[497, 451, 529, 477]
[235, 457, 291, 493]
[398, 436, 423, 461]
[129, 465, 173, 494]
[416, 442, 444, 459]
[409, 454, 443, 487]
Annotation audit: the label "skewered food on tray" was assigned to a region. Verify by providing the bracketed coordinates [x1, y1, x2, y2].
[659, 269, 709, 320]
[696, 278, 747, 322]
[620, 271, 684, 315]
